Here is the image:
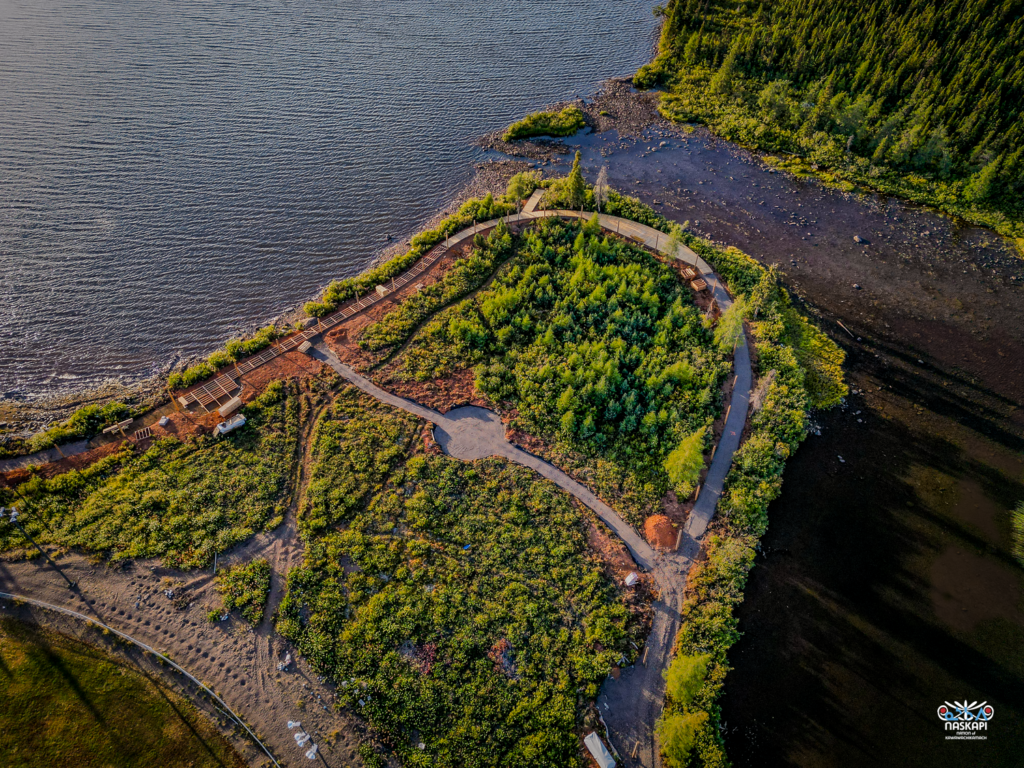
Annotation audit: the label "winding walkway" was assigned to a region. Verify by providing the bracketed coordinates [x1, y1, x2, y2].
[2, 208, 750, 768]
[0, 589, 281, 767]
[312, 210, 752, 768]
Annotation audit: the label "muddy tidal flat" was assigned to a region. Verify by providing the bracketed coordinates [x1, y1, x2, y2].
[551, 113, 1024, 767]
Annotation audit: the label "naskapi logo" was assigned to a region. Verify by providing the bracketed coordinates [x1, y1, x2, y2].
[937, 700, 993, 741]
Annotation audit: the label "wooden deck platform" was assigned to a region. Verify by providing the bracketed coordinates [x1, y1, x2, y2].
[177, 242, 452, 410]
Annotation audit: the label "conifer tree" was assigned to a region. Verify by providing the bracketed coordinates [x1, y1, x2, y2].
[565, 151, 586, 210]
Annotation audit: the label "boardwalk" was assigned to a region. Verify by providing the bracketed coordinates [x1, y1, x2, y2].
[4, 207, 752, 768]
[304, 209, 752, 768]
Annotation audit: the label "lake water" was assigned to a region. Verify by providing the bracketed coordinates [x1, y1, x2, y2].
[0, 0, 658, 399]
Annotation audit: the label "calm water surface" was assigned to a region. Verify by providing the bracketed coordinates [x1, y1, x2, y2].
[0, 0, 657, 398]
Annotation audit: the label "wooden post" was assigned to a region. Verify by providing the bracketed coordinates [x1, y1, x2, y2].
[55, 444, 66, 459]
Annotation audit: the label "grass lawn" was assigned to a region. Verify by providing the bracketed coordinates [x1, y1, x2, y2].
[0, 618, 244, 768]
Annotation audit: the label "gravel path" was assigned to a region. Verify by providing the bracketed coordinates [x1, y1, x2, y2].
[314, 210, 752, 768]
[1, 210, 751, 768]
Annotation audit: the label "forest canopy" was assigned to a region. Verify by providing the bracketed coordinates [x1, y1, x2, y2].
[640, 0, 1024, 235]
[375, 216, 730, 524]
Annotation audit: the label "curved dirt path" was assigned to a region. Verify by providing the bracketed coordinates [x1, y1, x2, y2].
[0, 210, 749, 768]
[0, 589, 281, 766]
[315, 210, 752, 768]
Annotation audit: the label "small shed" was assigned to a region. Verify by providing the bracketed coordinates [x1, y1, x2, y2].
[624, 572, 640, 587]
[218, 396, 243, 417]
[584, 732, 616, 768]
[375, 284, 389, 297]
[298, 340, 313, 355]
[690, 277, 708, 292]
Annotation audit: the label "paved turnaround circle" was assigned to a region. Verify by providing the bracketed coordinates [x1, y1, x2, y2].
[312, 209, 753, 768]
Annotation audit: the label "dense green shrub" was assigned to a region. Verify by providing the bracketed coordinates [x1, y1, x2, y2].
[0, 380, 305, 568]
[385, 214, 729, 525]
[658, 711, 707, 768]
[505, 171, 542, 202]
[645, 0, 1024, 237]
[543, 151, 588, 210]
[502, 106, 585, 142]
[664, 652, 710, 708]
[358, 222, 515, 360]
[167, 324, 286, 390]
[278, 388, 638, 767]
[218, 558, 272, 626]
[712, 296, 747, 352]
[663, 428, 706, 498]
[26, 401, 137, 453]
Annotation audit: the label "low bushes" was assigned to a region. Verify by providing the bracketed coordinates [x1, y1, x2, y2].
[167, 324, 287, 390]
[502, 106, 585, 142]
[303, 193, 520, 319]
[218, 558, 272, 626]
[278, 387, 639, 766]
[658, 234, 846, 766]
[0, 379, 306, 568]
[25, 401, 137, 454]
[357, 222, 515, 360]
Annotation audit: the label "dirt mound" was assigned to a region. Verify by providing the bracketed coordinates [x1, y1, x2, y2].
[644, 514, 678, 550]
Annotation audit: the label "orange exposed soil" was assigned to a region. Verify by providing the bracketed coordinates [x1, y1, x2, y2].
[384, 368, 493, 413]
[323, 243, 474, 372]
[643, 514, 678, 550]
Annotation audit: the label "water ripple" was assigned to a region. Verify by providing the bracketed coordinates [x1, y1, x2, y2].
[0, 0, 658, 398]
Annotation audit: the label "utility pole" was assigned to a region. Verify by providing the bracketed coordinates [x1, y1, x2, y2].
[6, 486, 51, 532]
[0, 508, 76, 589]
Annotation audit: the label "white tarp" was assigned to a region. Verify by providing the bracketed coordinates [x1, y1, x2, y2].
[584, 732, 616, 768]
[218, 396, 243, 417]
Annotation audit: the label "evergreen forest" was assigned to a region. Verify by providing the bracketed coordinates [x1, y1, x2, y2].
[639, 0, 1024, 236]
